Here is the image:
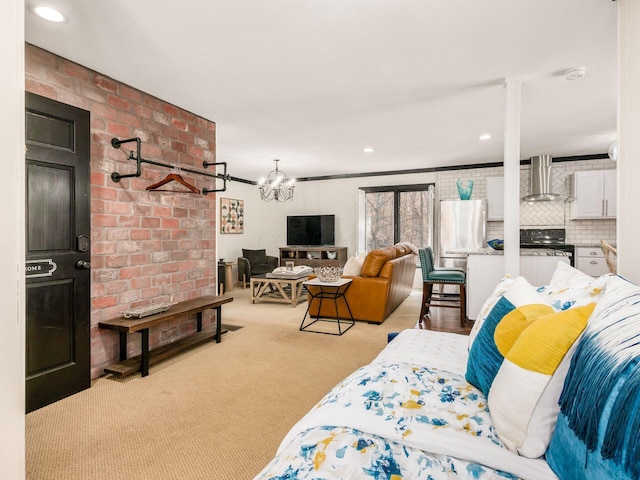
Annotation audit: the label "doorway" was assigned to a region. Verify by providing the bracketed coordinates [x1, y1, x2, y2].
[25, 92, 91, 413]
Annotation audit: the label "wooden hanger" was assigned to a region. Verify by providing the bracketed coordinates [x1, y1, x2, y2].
[145, 173, 201, 194]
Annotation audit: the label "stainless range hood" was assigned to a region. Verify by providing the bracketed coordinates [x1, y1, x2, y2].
[521, 155, 564, 202]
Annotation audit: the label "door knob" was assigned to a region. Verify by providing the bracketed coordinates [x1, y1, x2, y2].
[76, 260, 91, 269]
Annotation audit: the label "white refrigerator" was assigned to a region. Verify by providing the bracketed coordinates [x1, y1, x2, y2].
[438, 199, 487, 270]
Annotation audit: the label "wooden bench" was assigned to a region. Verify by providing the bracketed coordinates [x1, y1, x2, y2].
[98, 295, 233, 377]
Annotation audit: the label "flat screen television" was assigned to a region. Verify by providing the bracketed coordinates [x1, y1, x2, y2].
[287, 214, 335, 246]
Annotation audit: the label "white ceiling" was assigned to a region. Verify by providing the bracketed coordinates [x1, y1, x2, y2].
[24, 0, 618, 182]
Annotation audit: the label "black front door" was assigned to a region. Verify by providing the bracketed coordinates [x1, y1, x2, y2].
[25, 92, 91, 413]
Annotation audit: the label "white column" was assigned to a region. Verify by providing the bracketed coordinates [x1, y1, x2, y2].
[618, 0, 640, 283]
[503, 78, 522, 277]
[1, 0, 25, 479]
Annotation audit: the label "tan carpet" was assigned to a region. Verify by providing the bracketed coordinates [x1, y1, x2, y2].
[26, 287, 423, 480]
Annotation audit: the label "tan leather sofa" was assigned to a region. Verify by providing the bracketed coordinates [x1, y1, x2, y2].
[307, 245, 417, 324]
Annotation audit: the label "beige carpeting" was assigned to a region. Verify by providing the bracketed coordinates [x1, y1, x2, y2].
[26, 287, 424, 480]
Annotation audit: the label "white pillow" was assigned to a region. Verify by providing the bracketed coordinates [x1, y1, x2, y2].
[541, 261, 609, 311]
[394, 242, 419, 255]
[342, 254, 366, 276]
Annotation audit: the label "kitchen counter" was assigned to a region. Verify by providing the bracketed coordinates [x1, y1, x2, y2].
[466, 251, 570, 320]
[448, 248, 571, 257]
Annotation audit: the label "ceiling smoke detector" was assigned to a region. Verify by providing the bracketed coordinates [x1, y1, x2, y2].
[565, 67, 587, 80]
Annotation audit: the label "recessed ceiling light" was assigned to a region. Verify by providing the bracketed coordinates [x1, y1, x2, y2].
[479, 134, 492, 141]
[363, 147, 375, 153]
[30, 5, 68, 23]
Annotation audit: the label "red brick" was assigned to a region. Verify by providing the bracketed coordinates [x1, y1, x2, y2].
[171, 251, 189, 262]
[131, 229, 151, 241]
[91, 199, 105, 214]
[93, 75, 118, 93]
[93, 186, 118, 200]
[162, 218, 179, 229]
[141, 264, 163, 276]
[141, 287, 161, 299]
[92, 242, 117, 255]
[62, 60, 91, 81]
[93, 214, 117, 227]
[25, 79, 58, 99]
[117, 216, 140, 228]
[106, 255, 129, 268]
[153, 206, 172, 217]
[162, 103, 180, 117]
[107, 121, 131, 138]
[130, 253, 151, 266]
[117, 111, 141, 129]
[162, 262, 180, 273]
[141, 217, 161, 229]
[107, 281, 129, 295]
[119, 84, 142, 103]
[119, 266, 140, 279]
[153, 230, 171, 240]
[172, 119, 187, 131]
[131, 277, 151, 290]
[107, 95, 131, 111]
[133, 104, 153, 120]
[44, 69, 75, 90]
[106, 201, 131, 215]
[179, 281, 196, 292]
[26, 44, 60, 69]
[92, 296, 118, 309]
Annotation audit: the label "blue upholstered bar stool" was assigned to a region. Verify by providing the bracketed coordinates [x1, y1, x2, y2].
[418, 247, 467, 327]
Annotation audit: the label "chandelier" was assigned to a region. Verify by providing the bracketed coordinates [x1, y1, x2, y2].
[258, 159, 295, 202]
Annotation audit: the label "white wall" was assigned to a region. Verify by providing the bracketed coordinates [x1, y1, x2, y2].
[216, 172, 438, 274]
[1, 0, 25, 478]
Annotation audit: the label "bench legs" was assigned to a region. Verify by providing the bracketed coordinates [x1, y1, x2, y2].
[118, 308, 223, 377]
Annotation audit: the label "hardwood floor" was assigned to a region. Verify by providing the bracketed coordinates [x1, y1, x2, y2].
[415, 308, 473, 335]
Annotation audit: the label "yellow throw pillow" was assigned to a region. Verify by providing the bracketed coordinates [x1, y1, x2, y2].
[488, 303, 597, 458]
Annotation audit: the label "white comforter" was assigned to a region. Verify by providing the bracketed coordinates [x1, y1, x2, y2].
[255, 329, 558, 480]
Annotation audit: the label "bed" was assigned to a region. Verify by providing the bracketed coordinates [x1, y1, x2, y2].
[254, 329, 556, 480]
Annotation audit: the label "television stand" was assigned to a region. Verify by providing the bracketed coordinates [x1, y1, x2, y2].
[279, 246, 347, 268]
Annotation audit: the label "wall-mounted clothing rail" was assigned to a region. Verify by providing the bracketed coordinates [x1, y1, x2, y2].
[110, 137, 228, 195]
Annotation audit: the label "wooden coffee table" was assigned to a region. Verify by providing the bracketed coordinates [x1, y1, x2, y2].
[250, 273, 309, 307]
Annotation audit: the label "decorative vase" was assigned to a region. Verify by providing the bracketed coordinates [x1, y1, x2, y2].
[456, 179, 474, 200]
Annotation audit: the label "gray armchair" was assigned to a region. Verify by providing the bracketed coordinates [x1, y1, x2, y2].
[237, 249, 279, 287]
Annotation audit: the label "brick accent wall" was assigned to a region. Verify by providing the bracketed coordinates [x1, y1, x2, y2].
[25, 44, 218, 379]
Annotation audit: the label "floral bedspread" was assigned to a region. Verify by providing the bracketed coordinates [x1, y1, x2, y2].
[254, 361, 557, 480]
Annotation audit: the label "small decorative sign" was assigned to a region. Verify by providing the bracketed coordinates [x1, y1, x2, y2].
[220, 198, 244, 234]
[26, 259, 58, 278]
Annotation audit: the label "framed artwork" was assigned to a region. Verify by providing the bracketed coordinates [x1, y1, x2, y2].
[220, 198, 244, 234]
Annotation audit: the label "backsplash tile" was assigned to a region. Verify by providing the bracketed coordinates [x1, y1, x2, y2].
[436, 158, 617, 247]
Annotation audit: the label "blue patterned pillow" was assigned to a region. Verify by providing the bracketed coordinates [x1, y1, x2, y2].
[547, 275, 640, 480]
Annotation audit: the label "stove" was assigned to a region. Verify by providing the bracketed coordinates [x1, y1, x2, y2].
[520, 228, 575, 267]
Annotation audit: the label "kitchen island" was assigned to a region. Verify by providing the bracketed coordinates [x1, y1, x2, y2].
[464, 248, 571, 320]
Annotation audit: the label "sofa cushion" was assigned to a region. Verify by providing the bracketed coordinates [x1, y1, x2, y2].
[343, 254, 366, 276]
[242, 248, 267, 266]
[394, 241, 419, 255]
[465, 277, 551, 396]
[547, 275, 640, 480]
[361, 247, 397, 277]
[489, 303, 596, 458]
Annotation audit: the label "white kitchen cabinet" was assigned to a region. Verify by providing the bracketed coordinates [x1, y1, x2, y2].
[486, 176, 504, 221]
[575, 247, 609, 277]
[570, 170, 616, 219]
[466, 253, 570, 320]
